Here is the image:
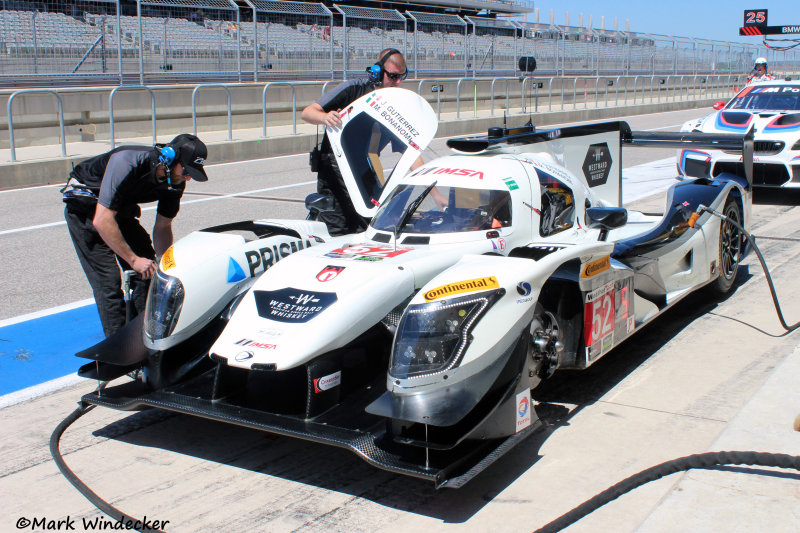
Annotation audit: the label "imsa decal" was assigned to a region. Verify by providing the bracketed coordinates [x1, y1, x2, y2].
[233, 338, 277, 350]
[410, 166, 485, 179]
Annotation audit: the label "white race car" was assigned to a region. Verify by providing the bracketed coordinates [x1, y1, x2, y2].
[678, 80, 800, 187]
[77, 88, 754, 488]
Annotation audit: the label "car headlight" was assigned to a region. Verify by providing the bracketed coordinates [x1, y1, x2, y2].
[792, 139, 800, 150]
[144, 269, 185, 341]
[390, 290, 503, 379]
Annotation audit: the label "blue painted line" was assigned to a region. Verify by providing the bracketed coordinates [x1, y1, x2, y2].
[0, 305, 104, 396]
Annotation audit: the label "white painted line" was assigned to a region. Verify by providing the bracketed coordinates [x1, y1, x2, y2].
[0, 180, 316, 236]
[0, 373, 86, 409]
[0, 153, 308, 195]
[0, 298, 95, 328]
[0, 183, 63, 194]
[209, 152, 305, 167]
[0, 221, 66, 235]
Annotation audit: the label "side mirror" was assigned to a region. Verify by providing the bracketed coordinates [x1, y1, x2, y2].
[712, 101, 726, 110]
[585, 207, 628, 241]
[305, 193, 335, 217]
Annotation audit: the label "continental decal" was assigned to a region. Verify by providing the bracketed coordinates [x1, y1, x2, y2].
[161, 247, 176, 271]
[581, 256, 610, 278]
[424, 276, 499, 302]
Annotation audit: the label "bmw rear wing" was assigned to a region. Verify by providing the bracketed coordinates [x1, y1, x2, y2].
[623, 128, 755, 189]
[447, 121, 755, 207]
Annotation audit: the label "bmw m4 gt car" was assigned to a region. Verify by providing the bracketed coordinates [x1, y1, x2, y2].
[677, 79, 800, 187]
[77, 88, 753, 488]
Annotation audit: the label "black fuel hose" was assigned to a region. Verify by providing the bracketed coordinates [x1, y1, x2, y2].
[533, 451, 800, 533]
[50, 403, 166, 533]
[697, 203, 800, 332]
[534, 203, 800, 532]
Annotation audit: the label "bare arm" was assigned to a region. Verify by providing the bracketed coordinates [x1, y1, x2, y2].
[152, 214, 174, 257]
[93, 204, 156, 279]
[411, 155, 424, 171]
[301, 102, 342, 128]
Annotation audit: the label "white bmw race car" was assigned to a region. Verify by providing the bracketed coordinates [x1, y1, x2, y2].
[77, 88, 754, 487]
[678, 79, 800, 187]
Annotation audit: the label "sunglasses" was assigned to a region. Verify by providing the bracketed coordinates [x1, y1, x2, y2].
[385, 69, 408, 81]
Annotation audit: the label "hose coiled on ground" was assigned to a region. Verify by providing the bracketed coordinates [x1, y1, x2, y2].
[536, 202, 800, 532]
[50, 403, 165, 533]
[534, 451, 800, 533]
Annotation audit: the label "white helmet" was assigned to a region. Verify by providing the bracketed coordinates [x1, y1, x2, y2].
[755, 57, 768, 69]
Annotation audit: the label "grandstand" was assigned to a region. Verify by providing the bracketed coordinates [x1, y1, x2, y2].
[0, 0, 780, 86]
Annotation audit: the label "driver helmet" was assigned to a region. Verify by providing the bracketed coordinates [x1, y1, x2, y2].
[755, 57, 768, 71]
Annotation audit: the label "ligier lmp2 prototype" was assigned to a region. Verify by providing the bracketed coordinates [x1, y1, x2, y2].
[77, 88, 753, 488]
[677, 79, 800, 187]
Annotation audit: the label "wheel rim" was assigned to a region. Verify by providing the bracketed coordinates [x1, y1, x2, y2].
[530, 309, 561, 379]
[720, 204, 742, 280]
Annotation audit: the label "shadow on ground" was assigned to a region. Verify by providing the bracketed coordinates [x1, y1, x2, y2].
[84, 272, 753, 524]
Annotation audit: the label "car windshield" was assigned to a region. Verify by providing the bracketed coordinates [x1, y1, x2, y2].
[727, 85, 800, 111]
[371, 184, 512, 234]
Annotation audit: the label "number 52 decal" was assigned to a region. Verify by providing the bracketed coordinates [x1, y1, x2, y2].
[583, 279, 634, 362]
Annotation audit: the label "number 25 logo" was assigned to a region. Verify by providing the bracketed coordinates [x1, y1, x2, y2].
[744, 10, 766, 25]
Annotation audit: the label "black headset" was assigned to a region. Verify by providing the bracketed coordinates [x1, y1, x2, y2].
[367, 49, 407, 83]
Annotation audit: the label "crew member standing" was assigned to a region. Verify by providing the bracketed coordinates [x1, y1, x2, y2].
[62, 134, 208, 337]
[301, 48, 423, 235]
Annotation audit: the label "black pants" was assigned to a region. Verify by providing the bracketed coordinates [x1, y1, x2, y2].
[64, 199, 154, 337]
[317, 153, 368, 236]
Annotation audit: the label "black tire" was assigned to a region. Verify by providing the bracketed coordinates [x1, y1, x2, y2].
[709, 196, 742, 295]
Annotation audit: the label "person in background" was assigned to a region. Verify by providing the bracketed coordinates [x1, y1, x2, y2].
[746, 57, 776, 84]
[62, 134, 208, 337]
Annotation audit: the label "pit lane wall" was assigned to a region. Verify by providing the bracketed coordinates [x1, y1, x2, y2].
[0, 78, 729, 189]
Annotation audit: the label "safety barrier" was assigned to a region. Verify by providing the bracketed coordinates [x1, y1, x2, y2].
[7, 89, 65, 161]
[261, 82, 296, 137]
[192, 84, 232, 141]
[109, 86, 156, 148]
[3, 74, 750, 163]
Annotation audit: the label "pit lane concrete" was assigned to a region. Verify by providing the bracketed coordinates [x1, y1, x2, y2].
[1, 108, 799, 532]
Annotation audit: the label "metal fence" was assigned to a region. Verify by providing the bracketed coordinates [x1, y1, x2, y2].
[0, 1, 797, 86]
[407, 11, 466, 78]
[0, 0, 122, 84]
[332, 5, 407, 79]
[246, 0, 333, 80]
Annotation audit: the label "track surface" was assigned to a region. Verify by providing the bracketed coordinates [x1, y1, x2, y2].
[2, 108, 799, 532]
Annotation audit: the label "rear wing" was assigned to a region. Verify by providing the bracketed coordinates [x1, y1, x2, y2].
[623, 129, 754, 189]
[447, 121, 754, 207]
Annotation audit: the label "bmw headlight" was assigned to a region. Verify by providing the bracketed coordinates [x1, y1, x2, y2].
[792, 139, 800, 150]
[390, 290, 503, 379]
[143, 269, 185, 341]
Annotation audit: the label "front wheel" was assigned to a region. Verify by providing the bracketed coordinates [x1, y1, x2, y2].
[708, 196, 743, 295]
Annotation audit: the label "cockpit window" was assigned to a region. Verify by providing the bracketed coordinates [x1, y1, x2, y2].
[371, 184, 512, 234]
[340, 112, 407, 211]
[538, 172, 574, 237]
